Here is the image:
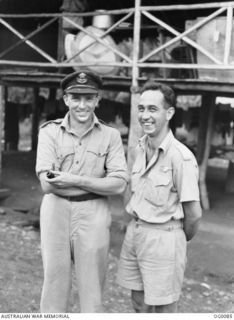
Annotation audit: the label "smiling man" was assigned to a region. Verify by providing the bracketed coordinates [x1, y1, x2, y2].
[117, 81, 202, 313]
[36, 71, 128, 313]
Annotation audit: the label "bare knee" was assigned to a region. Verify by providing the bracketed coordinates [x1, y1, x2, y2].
[131, 290, 154, 313]
[131, 291, 178, 313]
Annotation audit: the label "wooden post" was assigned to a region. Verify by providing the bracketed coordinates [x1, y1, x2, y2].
[127, 0, 142, 170]
[57, 16, 64, 63]
[197, 95, 208, 165]
[197, 93, 216, 210]
[225, 161, 234, 193]
[0, 85, 5, 183]
[31, 87, 40, 151]
[159, 30, 167, 78]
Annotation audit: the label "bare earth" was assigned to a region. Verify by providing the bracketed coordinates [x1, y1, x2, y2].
[0, 151, 233, 313]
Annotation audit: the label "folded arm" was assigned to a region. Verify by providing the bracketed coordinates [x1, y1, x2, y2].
[37, 126, 128, 197]
[39, 172, 86, 196]
[40, 171, 127, 196]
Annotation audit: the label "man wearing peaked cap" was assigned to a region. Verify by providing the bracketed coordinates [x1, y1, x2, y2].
[36, 70, 128, 312]
[61, 71, 102, 94]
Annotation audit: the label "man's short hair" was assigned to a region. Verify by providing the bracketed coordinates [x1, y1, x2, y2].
[141, 81, 175, 109]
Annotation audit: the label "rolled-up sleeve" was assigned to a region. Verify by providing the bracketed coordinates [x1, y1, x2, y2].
[173, 156, 200, 202]
[35, 125, 58, 177]
[105, 129, 129, 182]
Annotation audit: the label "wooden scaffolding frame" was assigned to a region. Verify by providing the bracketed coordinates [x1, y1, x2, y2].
[1, 1, 234, 208]
[0, 2, 234, 70]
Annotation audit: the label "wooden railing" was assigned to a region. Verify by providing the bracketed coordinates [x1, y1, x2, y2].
[0, 2, 234, 73]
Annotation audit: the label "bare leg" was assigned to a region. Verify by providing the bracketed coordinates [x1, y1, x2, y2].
[131, 290, 178, 313]
[154, 302, 178, 313]
[131, 290, 154, 313]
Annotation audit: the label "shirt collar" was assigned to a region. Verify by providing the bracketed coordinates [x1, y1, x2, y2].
[60, 112, 101, 131]
[60, 112, 69, 129]
[93, 114, 102, 128]
[159, 130, 174, 152]
[138, 130, 174, 153]
[138, 135, 147, 149]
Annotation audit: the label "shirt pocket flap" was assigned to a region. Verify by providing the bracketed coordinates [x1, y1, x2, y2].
[145, 174, 171, 207]
[150, 174, 170, 187]
[87, 148, 108, 157]
[86, 147, 108, 176]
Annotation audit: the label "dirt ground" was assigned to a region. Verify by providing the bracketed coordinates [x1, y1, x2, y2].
[0, 151, 234, 313]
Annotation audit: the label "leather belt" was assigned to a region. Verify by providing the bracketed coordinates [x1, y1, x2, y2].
[58, 193, 104, 202]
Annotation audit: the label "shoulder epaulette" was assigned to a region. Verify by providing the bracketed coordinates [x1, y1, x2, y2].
[173, 139, 194, 161]
[40, 118, 63, 129]
[98, 118, 113, 128]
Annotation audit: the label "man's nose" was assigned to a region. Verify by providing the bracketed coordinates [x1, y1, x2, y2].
[78, 98, 86, 109]
[142, 110, 150, 119]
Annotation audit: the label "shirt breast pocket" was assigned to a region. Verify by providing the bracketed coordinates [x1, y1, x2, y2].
[56, 146, 75, 171]
[86, 148, 108, 176]
[144, 174, 171, 207]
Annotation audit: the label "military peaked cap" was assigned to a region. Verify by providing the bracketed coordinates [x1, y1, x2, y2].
[61, 70, 102, 94]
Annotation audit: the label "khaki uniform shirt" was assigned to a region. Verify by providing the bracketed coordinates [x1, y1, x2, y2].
[36, 113, 128, 184]
[126, 130, 200, 223]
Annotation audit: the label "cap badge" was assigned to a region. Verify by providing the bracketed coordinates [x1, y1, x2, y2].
[77, 73, 88, 84]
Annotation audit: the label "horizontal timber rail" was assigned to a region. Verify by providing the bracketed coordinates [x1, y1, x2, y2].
[0, 2, 234, 77]
[1, 60, 234, 70]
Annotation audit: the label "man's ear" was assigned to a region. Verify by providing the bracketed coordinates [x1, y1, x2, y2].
[96, 93, 102, 108]
[63, 94, 69, 107]
[166, 107, 175, 121]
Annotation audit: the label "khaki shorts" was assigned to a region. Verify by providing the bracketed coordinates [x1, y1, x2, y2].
[117, 218, 187, 306]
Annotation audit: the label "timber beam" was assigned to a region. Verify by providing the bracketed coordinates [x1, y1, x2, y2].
[1, 71, 234, 95]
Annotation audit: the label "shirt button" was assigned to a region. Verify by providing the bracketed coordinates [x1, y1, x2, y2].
[79, 142, 82, 146]
[76, 161, 79, 164]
